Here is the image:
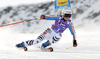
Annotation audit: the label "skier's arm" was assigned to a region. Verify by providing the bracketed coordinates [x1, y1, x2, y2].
[68, 23, 77, 47]
[40, 15, 59, 20]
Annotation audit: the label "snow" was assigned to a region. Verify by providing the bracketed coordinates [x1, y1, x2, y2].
[0, 27, 100, 59]
[0, 0, 100, 59]
[72, 0, 100, 27]
[0, 0, 54, 8]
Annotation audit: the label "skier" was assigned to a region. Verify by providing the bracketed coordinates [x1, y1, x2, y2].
[16, 8, 77, 52]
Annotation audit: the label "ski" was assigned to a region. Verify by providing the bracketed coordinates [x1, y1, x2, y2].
[16, 45, 53, 52]
[24, 47, 53, 52]
[16, 42, 53, 52]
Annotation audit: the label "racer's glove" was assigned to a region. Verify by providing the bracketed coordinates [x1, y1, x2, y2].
[73, 40, 77, 47]
[40, 15, 45, 19]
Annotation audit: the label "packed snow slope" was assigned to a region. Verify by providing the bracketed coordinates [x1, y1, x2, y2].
[0, 27, 100, 59]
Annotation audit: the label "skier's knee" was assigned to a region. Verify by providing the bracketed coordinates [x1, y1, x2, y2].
[52, 36, 60, 43]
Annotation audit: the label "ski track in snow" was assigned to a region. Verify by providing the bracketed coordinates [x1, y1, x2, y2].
[0, 27, 100, 59]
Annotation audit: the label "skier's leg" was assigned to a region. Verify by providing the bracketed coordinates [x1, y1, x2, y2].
[41, 33, 62, 48]
[50, 33, 62, 44]
[16, 33, 46, 48]
[23, 28, 52, 47]
[23, 34, 45, 46]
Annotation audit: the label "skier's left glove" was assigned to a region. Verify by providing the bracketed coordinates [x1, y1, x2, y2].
[73, 40, 77, 47]
[40, 15, 45, 19]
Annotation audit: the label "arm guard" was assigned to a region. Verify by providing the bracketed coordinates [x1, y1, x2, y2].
[44, 15, 59, 20]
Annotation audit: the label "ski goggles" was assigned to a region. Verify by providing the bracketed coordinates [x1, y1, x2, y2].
[63, 14, 71, 18]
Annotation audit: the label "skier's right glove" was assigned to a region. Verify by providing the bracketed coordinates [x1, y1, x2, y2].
[73, 40, 77, 47]
[40, 15, 45, 19]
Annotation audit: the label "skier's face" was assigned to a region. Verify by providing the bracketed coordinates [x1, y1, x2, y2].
[63, 14, 71, 21]
[64, 17, 70, 21]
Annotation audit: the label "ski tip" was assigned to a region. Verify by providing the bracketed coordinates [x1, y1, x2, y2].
[23, 47, 28, 51]
[49, 47, 53, 52]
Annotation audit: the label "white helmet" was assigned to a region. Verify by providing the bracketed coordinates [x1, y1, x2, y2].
[62, 8, 72, 16]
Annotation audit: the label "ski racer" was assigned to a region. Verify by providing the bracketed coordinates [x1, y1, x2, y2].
[16, 8, 78, 52]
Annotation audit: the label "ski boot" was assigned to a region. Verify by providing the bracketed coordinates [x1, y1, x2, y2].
[16, 42, 28, 51]
[40, 41, 53, 52]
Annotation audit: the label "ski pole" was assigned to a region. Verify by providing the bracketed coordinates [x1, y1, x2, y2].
[66, 46, 73, 50]
[0, 17, 40, 27]
[0, 21, 24, 27]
